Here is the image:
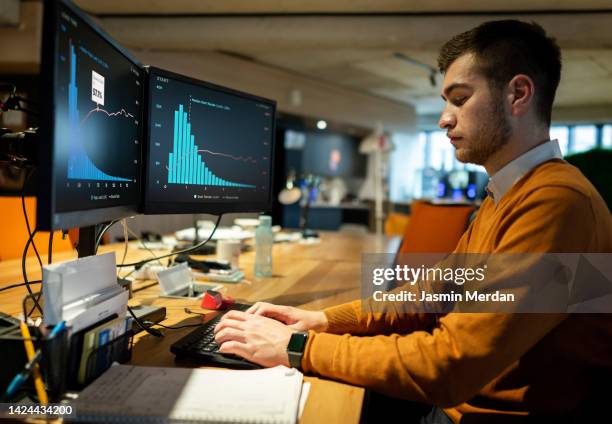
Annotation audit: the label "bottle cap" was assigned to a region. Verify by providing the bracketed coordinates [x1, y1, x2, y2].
[259, 215, 272, 226]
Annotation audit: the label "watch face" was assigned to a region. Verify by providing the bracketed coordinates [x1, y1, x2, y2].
[288, 332, 308, 352]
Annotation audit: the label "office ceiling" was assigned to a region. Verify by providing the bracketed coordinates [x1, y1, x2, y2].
[74, 1, 612, 14]
[75, 0, 612, 119]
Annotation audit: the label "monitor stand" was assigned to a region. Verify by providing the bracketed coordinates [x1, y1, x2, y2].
[77, 225, 97, 258]
[186, 216, 217, 256]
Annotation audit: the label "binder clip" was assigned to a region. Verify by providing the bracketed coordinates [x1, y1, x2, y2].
[200, 290, 235, 310]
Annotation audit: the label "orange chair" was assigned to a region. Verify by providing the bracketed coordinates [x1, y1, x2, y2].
[398, 201, 475, 254]
[0, 197, 75, 262]
[384, 212, 411, 237]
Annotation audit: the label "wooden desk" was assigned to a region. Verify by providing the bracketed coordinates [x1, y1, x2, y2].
[0, 231, 400, 424]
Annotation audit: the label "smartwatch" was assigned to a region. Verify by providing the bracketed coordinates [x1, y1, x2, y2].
[287, 331, 309, 370]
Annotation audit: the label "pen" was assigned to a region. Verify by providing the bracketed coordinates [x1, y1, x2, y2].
[48, 321, 67, 339]
[14, 322, 47, 404]
[5, 321, 65, 402]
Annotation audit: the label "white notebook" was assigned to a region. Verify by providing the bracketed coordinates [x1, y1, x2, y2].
[71, 364, 305, 423]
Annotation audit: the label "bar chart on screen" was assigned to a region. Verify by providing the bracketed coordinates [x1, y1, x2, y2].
[167, 104, 256, 188]
[145, 72, 274, 204]
[62, 37, 141, 185]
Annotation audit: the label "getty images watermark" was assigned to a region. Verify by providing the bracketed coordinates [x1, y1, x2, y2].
[361, 253, 612, 314]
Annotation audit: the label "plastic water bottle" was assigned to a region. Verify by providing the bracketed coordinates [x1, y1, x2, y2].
[254, 215, 273, 278]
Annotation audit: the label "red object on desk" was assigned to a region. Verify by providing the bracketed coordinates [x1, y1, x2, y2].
[200, 290, 235, 310]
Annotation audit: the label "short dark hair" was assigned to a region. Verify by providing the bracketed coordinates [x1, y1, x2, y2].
[437, 20, 561, 125]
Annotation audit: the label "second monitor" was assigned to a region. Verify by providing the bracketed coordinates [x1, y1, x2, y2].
[143, 67, 276, 214]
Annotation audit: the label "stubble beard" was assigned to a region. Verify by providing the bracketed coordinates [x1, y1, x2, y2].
[455, 97, 512, 165]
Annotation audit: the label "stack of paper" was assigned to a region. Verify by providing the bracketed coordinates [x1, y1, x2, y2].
[43, 252, 128, 334]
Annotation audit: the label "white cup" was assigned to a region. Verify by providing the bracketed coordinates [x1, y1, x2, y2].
[216, 239, 241, 269]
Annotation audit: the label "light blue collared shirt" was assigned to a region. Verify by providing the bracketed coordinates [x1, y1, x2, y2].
[486, 139, 563, 204]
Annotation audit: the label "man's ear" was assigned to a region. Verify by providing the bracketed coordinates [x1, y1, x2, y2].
[507, 74, 535, 117]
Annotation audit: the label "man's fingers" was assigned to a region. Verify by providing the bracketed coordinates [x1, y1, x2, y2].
[215, 327, 246, 344]
[251, 304, 294, 322]
[214, 317, 247, 334]
[250, 303, 276, 316]
[246, 302, 263, 314]
[218, 340, 253, 361]
[220, 310, 249, 322]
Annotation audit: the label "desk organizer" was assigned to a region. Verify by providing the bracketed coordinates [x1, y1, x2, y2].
[66, 329, 133, 390]
[0, 323, 69, 403]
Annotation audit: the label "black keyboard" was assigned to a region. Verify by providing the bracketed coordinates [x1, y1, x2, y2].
[170, 303, 260, 369]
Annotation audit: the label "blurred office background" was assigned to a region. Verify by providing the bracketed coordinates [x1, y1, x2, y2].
[1, 0, 611, 240]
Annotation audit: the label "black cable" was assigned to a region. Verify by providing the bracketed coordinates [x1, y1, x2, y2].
[127, 305, 163, 338]
[21, 169, 42, 270]
[48, 231, 53, 265]
[0, 280, 41, 293]
[21, 228, 42, 315]
[145, 321, 202, 330]
[22, 292, 41, 322]
[116, 214, 222, 268]
[20, 229, 37, 299]
[39, 232, 54, 317]
[20, 168, 43, 316]
[22, 294, 28, 323]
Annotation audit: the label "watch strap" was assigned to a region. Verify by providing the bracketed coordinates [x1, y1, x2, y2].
[287, 332, 308, 370]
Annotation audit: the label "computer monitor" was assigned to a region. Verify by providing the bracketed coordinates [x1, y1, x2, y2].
[437, 170, 488, 201]
[37, 0, 144, 231]
[142, 67, 276, 214]
[302, 132, 366, 178]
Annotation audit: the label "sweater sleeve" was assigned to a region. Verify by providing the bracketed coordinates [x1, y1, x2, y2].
[322, 215, 476, 336]
[304, 186, 594, 405]
[303, 313, 565, 406]
[323, 300, 440, 335]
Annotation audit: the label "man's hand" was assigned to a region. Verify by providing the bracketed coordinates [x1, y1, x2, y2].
[246, 302, 329, 332]
[214, 310, 294, 367]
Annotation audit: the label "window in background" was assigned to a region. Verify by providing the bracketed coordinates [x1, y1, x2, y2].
[550, 126, 569, 155]
[391, 123, 611, 202]
[571, 125, 597, 154]
[389, 132, 426, 202]
[603, 125, 612, 149]
[429, 130, 455, 171]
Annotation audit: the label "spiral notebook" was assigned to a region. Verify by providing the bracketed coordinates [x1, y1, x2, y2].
[70, 364, 306, 423]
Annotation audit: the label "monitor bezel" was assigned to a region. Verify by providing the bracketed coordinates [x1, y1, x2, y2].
[37, 0, 144, 231]
[141, 66, 277, 215]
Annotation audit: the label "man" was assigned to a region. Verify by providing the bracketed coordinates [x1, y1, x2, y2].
[214, 20, 612, 422]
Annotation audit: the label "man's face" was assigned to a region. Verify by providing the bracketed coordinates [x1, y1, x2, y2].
[438, 53, 512, 165]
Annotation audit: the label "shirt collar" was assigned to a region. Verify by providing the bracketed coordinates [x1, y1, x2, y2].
[486, 139, 563, 204]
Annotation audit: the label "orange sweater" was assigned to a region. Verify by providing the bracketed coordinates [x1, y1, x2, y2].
[302, 160, 612, 421]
